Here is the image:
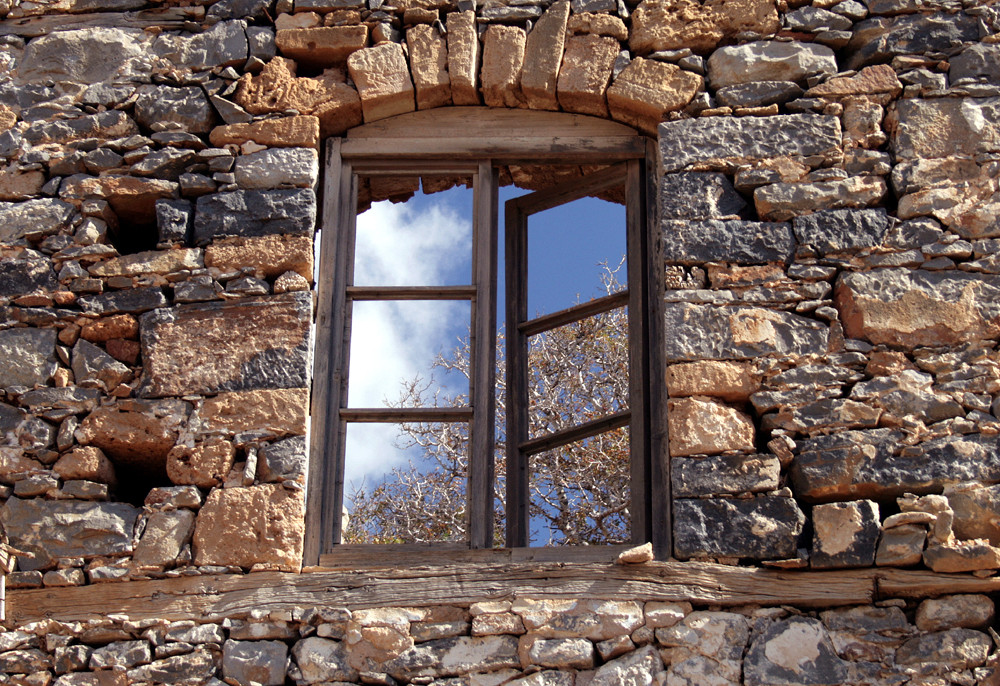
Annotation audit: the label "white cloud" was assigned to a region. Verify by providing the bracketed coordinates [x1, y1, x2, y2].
[342, 195, 472, 494]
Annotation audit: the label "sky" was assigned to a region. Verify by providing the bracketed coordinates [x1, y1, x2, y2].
[340, 179, 627, 504]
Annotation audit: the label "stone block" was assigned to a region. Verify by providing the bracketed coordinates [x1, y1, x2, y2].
[673, 496, 806, 560]
[258, 435, 307, 483]
[513, 599, 643, 641]
[0, 168, 45, 201]
[805, 64, 902, 99]
[275, 25, 367, 67]
[567, 12, 628, 39]
[668, 397, 755, 457]
[945, 483, 1000, 546]
[347, 43, 415, 122]
[0, 198, 75, 243]
[89, 641, 151, 670]
[556, 35, 618, 117]
[893, 97, 1000, 161]
[792, 208, 889, 255]
[849, 369, 963, 424]
[715, 81, 803, 109]
[629, 0, 779, 54]
[791, 430, 1000, 503]
[0, 254, 56, 300]
[209, 115, 320, 149]
[88, 249, 204, 278]
[707, 41, 837, 89]
[660, 172, 746, 221]
[77, 287, 169, 315]
[126, 647, 217, 683]
[666, 361, 760, 402]
[845, 13, 980, 70]
[1, 497, 139, 571]
[811, 499, 880, 569]
[835, 269, 1000, 348]
[155, 199, 193, 246]
[895, 628, 991, 670]
[0, 328, 57, 389]
[672, 454, 779, 497]
[16, 27, 149, 84]
[61, 174, 177, 224]
[292, 637, 357, 683]
[407, 24, 451, 110]
[659, 114, 841, 173]
[607, 57, 701, 134]
[53, 446, 116, 485]
[193, 483, 303, 570]
[134, 85, 215, 134]
[590, 645, 664, 685]
[481, 25, 526, 108]
[875, 524, 925, 567]
[76, 399, 191, 476]
[951, 44, 1000, 84]
[132, 509, 196, 568]
[916, 595, 995, 632]
[662, 219, 795, 265]
[380, 635, 519, 680]
[233, 148, 318, 189]
[923, 541, 1000, 573]
[151, 19, 249, 71]
[166, 437, 236, 488]
[663, 303, 829, 362]
[199, 388, 309, 437]
[519, 637, 594, 669]
[446, 11, 480, 106]
[193, 188, 316, 244]
[744, 617, 849, 685]
[762, 398, 881, 435]
[205, 234, 313, 281]
[755, 176, 887, 222]
[223, 640, 288, 686]
[139, 292, 311, 397]
[520, 0, 569, 110]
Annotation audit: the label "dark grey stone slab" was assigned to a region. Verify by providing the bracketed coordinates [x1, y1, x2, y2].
[715, 81, 804, 109]
[811, 499, 880, 569]
[0, 328, 58, 389]
[951, 44, 1000, 84]
[77, 287, 169, 315]
[673, 496, 805, 560]
[156, 199, 194, 246]
[659, 172, 747, 220]
[258, 435, 307, 483]
[744, 617, 849, 686]
[845, 13, 980, 70]
[135, 86, 216, 135]
[0, 257, 57, 297]
[792, 208, 889, 254]
[0, 199, 75, 243]
[193, 189, 316, 245]
[672, 454, 780, 498]
[662, 220, 795, 264]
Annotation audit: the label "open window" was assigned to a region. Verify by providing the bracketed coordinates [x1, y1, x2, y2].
[305, 109, 667, 565]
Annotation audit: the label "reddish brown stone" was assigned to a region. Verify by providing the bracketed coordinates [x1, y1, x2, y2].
[53, 446, 117, 485]
[199, 388, 308, 437]
[607, 57, 702, 134]
[275, 26, 368, 68]
[668, 397, 755, 457]
[80, 314, 139, 343]
[76, 399, 190, 475]
[166, 437, 235, 488]
[347, 43, 416, 122]
[407, 24, 451, 110]
[209, 116, 321, 150]
[205, 235, 314, 281]
[630, 0, 779, 55]
[556, 35, 618, 117]
[61, 175, 178, 224]
[106, 338, 141, 365]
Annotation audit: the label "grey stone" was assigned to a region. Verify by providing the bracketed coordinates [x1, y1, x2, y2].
[193, 189, 316, 244]
[663, 303, 829, 362]
[893, 97, 1000, 161]
[126, 647, 218, 682]
[258, 435, 306, 483]
[658, 610, 748, 683]
[16, 28, 149, 84]
[845, 13, 980, 70]
[875, 524, 926, 567]
[152, 20, 249, 71]
[589, 645, 664, 685]
[672, 454, 780, 498]
[479, 5, 543, 20]
[77, 286, 169, 315]
[0, 198, 75, 243]
[0, 328, 57, 389]
[234, 148, 319, 190]
[54, 644, 92, 674]
[223, 640, 287, 686]
[946, 482, 1000, 545]
[134, 86, 215, 135]
[785, 6, 853, 32]
[916, 595, 995, 632]
[82, 83, 136, 108]
[525, 637, 594, 669]
[715, 80, 804, 108]
[673, 496, 806, 560]
[951, 44, 1000, 84]
[381, 635, 519, 680]
[659, 115, 841, 173]
[744, 617, 850, 686]
[131, 148, 198, 179]
[662, 220, 795, 265]
[132, 509, 196, 568]
[755, 176, 887, 222]
[811, 499, 880, 569]
[849, 370, 964, 423]
[659, 172, 746, 220]
[71, 339, 131, 392]
[291, 637, 357, 683]
[707, 41, 838, 89]
[19, 387, 102, 415]
[165, 623, 226, 644]
[209, 94, 253, 125]
[895, 628, 991, 670]
[208, 0, 271, 19]
[156, 199, 194, 246]
[247, 27, 277, 61]
[23, 110, 139, 146]
[0, 649, 51, 673]
[791, 430, 1000, 502]
[0, 257, 58, 297]
[885, 217, 944, 250]
[1, 497, 139, 571]
[792, 208, 890, 255]
[89, 640, 152, 670]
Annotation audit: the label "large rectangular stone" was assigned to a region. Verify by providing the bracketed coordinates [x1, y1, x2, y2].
[139, 292, 311, 397]
[520, 0, 569, 110]
[481, 25, 526, 108]
[791, 430, 1000, 503]
[673, 496, 805, 560]
[407, 24, 451, 110]
[658, 114, 841, 173]
[556, 34, 618, 117]
[662, 220, 795, 264]
[193, 189, 316, 245]
[663, 303, 829, 362]
[892, 97, 1000, 161]
[347, 43, 416, 122]
[446, 11, 480, 106]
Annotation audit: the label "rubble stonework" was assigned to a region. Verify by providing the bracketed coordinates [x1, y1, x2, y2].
[2, 0, 1000, 677]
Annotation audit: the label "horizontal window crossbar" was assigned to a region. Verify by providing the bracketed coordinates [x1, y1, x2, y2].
[518, 290, 628, 337]
[519, 409, 631, 456]
[346, 285, 477, 300]
[340, 407, 473, 423]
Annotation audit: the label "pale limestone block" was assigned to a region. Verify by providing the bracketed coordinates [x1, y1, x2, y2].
[667, 397, 755, 457]
[347, 42, 416, 122]
[607, 57, 703, 134]
[407, 24, 451, 110]
[275, 26, 368, 68]
[556, 34, 618, 117]
[481, 25, 526, 108]
[521, 0, 569, 110]
[447, 11, 480, 105]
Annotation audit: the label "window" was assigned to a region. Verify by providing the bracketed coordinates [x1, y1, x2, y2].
[304, 109, 667, 565]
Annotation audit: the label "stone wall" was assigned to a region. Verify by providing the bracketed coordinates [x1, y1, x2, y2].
[2, 0, 1000, 677]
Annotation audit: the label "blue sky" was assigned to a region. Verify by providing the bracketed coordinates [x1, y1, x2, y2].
[343, 180, 627, 505]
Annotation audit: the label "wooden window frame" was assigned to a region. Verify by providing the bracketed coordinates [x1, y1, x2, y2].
[305, 108, 668, 566]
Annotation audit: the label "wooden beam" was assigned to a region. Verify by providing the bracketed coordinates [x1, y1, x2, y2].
[518, 291, 628, 338]
[0, 7, 202, 36]
[519, 409, 631, 457]
[339, 407, 473, 422]
[346, 285, 477, 300]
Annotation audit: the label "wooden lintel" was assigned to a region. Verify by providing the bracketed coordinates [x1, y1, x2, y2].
[11, 562, 997, 625]
[0, 7, 201, 36]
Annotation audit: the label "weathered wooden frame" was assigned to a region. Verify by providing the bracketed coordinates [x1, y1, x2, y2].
[306, 108, 663, 565]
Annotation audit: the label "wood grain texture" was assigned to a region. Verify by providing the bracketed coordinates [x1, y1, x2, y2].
[12, 562, 999, 625]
